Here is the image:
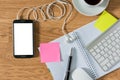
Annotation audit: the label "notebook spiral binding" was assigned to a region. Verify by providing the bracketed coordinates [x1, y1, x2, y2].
[72, 32, 97, 79]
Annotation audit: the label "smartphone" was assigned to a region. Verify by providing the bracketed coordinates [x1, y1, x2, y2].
[13, 20, 34, 58]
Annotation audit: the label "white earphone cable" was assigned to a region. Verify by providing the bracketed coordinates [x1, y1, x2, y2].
[16, 7, 30, 20]
[16, 0, 74, 42]
[62, 1, 73, 35]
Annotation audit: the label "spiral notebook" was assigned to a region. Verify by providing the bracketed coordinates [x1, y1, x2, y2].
[46, 20, 120, 80]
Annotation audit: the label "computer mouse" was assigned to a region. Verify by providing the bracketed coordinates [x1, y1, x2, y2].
[72, 68, 93, 80]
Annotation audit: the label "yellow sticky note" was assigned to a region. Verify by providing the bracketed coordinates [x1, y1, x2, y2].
[94, 11, 118, 32]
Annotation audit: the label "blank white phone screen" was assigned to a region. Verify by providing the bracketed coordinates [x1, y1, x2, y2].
[14, 23, 33, 55]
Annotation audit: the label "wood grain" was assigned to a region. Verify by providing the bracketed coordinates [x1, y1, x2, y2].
[0, 0, 120, 80]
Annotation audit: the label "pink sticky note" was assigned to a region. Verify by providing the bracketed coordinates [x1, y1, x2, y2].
[40, 42, 60, 63]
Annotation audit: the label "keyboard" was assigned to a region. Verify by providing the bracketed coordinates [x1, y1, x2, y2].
[87, 20, 120, 71]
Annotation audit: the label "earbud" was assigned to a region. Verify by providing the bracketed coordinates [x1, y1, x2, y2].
[65, 34, 76, 43]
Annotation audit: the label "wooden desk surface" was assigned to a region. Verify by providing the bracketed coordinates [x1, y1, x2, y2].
[0, 0, 120, 80]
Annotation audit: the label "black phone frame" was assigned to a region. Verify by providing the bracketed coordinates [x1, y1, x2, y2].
[13, 20, 34, 58]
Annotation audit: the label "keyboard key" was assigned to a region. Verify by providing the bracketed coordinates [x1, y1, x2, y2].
[110, 60, 115, 65]
[100, 51, 104, 55]
[98, 42, 102, 46]
[101, 39, 105, 43]
[106, 63, 112, 68]
[111, 36, 115, 41]
[108, 55, 113, 60]
[101, 59, 109, 66]
[93, 46, 97, 50]
[104, 48, 109, 52]
[90, 49, 94, 52]
[91, 52, 97, 56]
[104, 53, 109, 58]
[108, 45, 112, 49]
[103, 43, 108, 47]
[108, 51, 112, 55]
[116, 49, 120, 53]
[95, 48, 100, 53]
[98, 56, 105, 63]
[115, 33, 119, 37]
[95, 54, 101, 60]
[103, 66, 108, 71]
[111, 42, 116, 46]
[115, 39, 119, 43]
[118, 31, 120, 35]
[111, 47, 116, 52]
[99, 46, 104, 50]
[115, 44, 119, 48]
[107, 40, 112, 44]
[118, 53, 120, 57]
[112, 53, 118, 57]
[114, 57, 120, 62]
[105, 36, 109, 40]
[110, 33, 113, 36]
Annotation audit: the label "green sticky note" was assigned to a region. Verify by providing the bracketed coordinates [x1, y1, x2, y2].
[94, 11, 118, 32]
